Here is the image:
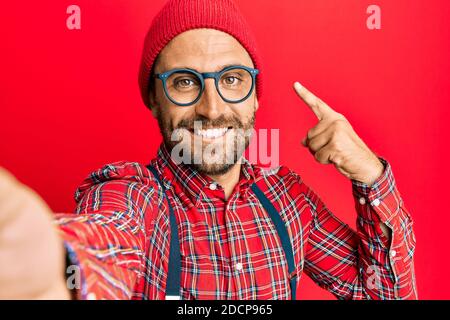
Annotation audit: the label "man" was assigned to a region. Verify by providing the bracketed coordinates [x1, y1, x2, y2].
[0, 0, 416, 300]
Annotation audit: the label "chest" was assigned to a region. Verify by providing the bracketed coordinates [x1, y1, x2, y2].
[143, 186, 313, 300]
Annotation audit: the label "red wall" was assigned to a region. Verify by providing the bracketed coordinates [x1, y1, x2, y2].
[1, 0, 449, 299]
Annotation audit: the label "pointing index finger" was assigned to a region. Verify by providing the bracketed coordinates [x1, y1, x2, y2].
[293, 82, 334, 120]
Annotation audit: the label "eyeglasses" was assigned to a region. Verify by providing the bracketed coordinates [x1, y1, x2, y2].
[152, 65, 259, 107]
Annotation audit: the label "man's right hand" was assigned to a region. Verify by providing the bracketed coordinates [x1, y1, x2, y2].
[0, 167, 70, 299]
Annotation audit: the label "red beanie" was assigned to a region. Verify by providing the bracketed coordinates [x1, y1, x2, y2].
[138, 0, 262, 108]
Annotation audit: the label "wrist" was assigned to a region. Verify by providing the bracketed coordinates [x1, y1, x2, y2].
[353, 157, 384, 186]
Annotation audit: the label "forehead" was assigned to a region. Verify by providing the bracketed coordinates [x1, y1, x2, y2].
[155, 28, 254, 73]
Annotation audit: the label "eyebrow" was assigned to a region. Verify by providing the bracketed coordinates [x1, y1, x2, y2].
[161, 63, 249, 73]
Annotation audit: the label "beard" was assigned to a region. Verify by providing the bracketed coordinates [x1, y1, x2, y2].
[157, 109, 256, 176]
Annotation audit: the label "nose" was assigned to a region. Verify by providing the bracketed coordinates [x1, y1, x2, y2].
[195, 79, 226, 120]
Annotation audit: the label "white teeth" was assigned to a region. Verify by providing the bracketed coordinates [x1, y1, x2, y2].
[194, 127, 229, 139]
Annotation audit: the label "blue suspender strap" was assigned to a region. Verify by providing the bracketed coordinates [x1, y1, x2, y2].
[147, 165, 294, 300]
[250, 183, 297, 300]
[147, 165, 181, 300]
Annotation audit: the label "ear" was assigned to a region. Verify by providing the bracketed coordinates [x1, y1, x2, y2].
[150, 105, 159, 119]
[255, 97, 259, 111]
[148, 92, 159, 119]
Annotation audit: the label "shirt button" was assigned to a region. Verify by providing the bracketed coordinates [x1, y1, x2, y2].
[359, 197, 366, 205]
[235, 262, 243, 271]
[87, 293, 97, 300]
[372, 199, 381, 207]
[209, 183, 217, 190]
[390, 250, 397, 258]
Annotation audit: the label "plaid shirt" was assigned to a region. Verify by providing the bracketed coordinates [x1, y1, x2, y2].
[55, 144, 417, 300]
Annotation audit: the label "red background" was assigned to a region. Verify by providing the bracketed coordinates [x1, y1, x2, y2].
[1, 0, 449, 299]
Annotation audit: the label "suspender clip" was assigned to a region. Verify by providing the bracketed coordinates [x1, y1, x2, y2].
[289, 270, 298, 280]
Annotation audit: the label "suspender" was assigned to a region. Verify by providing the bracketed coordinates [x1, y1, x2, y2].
[250, 183, 297, 300]
[147, 165, 297, 300]
[147, 165, 181, 300]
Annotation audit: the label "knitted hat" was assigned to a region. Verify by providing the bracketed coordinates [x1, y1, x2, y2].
[138, 0, 262, 108]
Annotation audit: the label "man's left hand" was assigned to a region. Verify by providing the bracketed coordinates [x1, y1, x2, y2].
[293, 82, 384, 186]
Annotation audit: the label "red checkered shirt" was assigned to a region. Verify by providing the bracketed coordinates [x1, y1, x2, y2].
[55, 144, 417, 300]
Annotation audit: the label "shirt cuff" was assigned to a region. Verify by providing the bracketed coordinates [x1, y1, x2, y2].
[351, 158, 403, 224]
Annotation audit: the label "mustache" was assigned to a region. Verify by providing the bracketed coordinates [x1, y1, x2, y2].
[175, 114, 244, 130]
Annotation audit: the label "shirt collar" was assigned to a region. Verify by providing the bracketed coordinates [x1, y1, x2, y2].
[151, 143, 257, 203]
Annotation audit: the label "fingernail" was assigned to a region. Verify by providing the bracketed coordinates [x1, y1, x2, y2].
[294, 82, 303, 90]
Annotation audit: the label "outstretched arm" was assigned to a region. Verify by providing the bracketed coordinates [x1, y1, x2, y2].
[0, 162, 163, 300]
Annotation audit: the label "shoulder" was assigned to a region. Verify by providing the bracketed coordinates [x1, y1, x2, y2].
[253, 164, 322, 208]
[74, 161, 159, 202]
[254, 164, 303, 187]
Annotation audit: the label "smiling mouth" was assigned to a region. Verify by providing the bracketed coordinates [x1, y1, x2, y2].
[187, 127, 232, 139]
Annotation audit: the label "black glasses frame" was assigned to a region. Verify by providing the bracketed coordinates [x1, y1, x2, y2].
[152, 65, 259, 107]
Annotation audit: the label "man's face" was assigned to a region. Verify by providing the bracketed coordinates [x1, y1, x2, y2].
[149, 28, 259, 176]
